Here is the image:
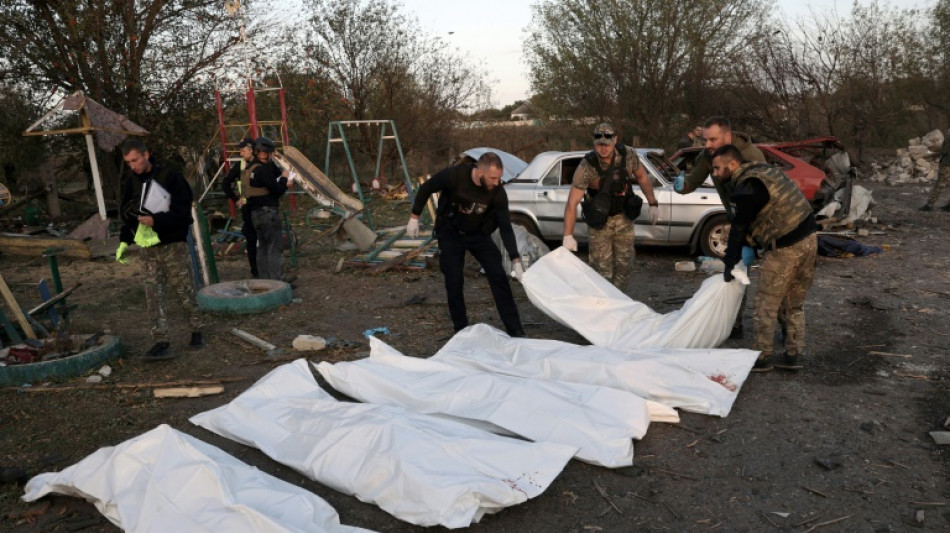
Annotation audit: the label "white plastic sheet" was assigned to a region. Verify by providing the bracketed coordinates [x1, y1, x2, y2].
[491, 224, 551, 274]
[522, 246, 746, 349]
[190, 360, 576, 529]
[22, 425, 372, 533]
[316, 337, 676, 468]
[432, 324, 760, 417]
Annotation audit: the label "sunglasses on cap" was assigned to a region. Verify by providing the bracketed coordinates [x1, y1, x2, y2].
[593, 133, 614, 140]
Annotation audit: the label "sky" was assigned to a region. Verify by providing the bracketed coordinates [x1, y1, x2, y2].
[400, 0, 935, 108]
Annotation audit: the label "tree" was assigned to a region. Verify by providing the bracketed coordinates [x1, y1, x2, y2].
[0, 0, 268, 203]
[525, 0, 771, 145]
[301, 0, 491, 172]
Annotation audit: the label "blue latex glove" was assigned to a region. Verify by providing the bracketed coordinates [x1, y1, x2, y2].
[741, 246, 756, 267]
[673, 172, 685, 192]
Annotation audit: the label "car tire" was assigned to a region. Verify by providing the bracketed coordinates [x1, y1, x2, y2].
[698, 214, 730, 258]
[197, 279, 293, 314]
[0, 334, 123, 386]
[509, 213, 541, 238]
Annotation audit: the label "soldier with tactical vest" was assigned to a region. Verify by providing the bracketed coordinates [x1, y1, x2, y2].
[245, 137, 294, 280]
[221, 137, 259, 277]
[563, 122, 659, 291]
[675, 116, 765, 339]
[711, 144, 818, 372]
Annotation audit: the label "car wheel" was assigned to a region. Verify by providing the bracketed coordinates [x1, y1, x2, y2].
[509, 213, 541, 238]
[698, 214, 730, 258]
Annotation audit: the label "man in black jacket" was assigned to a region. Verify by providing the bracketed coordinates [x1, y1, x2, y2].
[117, 139, 203, 361]
[405, 152, 525, 337]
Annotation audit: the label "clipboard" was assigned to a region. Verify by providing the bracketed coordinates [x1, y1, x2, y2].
[139, 179, 171, 215]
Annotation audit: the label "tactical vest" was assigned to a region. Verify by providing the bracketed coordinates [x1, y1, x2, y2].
[733, 162, 811, 248]
[584, 145, 633, 216]
[240, 161, 268, 198]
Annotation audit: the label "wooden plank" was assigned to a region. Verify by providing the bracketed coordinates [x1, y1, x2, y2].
[0, 273, 36, 339]
[153, 385, 224, 398]
[28, 283, 80, 317]
[0, 234, 91, 259]
[274, 147, 364, 211]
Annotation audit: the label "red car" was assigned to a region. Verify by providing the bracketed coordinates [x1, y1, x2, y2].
[670, 136, 852, 208]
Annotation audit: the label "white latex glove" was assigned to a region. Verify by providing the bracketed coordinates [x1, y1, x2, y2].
[563, 235, 578, 252]
[512, 260, 524, 282]
[286, 171, 298, 185]
[649, 204, 659, 225]
[406, 217, 419, 238]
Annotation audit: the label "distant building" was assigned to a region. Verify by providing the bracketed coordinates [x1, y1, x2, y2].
[510, 101, 535, 122]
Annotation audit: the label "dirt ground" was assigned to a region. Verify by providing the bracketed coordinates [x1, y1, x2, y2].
[0, 178, 947, 532]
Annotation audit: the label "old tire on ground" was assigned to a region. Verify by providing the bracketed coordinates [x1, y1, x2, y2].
[197, 279, 292, 314]
[509, 213, 541, 238]
[698, 214, 730, 258]
[0, 334, 123, 386]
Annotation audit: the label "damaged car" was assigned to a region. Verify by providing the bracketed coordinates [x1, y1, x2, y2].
[503, 149, 731, 258]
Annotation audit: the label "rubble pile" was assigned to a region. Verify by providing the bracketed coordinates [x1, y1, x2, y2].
[869, 129, 944, 185]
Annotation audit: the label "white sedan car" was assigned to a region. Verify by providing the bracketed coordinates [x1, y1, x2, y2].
[502, 148, 731, 257]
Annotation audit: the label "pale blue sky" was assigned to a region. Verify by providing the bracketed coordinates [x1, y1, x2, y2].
[402, 0, 934, 107]
[272, 0, 934, 108]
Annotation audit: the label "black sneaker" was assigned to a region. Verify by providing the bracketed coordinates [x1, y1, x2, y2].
[189, 332, 204, 350]
[751, 355, 773, 372]
[920, 204, 934, 212]
[141, 341, 176, 361]
[729, 324, 744, 340]
[508, 328, 527, 338]
[941, 204, 950, 212]
[775, 354, 804, 371]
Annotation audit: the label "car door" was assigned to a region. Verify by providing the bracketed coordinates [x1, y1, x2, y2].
[536, 155, 584, 239]
[631, 153, 670, 243]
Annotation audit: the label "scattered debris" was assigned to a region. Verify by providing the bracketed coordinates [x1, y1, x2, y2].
[929, 431, 950, 445]
[593, 480, 622, 515]
[292, 334, 327, 352]
[230, 328, 281, 357]
[870, 129, 943, 184]
[363, 327, 390, 338]
[153, 385, 224, 398]
[802, 514, 852, 533]
[674, 261, 696, 272]
[814, 457, 842, 471]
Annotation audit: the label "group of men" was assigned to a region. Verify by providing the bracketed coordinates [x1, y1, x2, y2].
[116, 136, 292, 361]
[117, 115, 821, 370]
[408, 117, 818, 373]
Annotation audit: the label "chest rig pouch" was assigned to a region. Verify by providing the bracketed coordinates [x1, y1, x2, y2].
[581, 145, 636, 229]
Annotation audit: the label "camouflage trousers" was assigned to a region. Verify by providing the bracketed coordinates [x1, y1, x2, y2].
[926, 164, 950, 208]
[754, 233, 817, 358]
[588, 213, 635, 290]
[141, 241, 202, 340]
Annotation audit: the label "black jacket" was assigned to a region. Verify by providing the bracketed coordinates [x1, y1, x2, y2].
[119, 157, 194, 245]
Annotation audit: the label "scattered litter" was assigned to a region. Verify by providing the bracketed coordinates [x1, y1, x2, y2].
[98, 365, 112, 377]
[230, 328, 280, 357]
[814, 456, 842, 470]
[817, 235, 883, 257]
[929, 431, 950, 445]
[86, 374, 103, 383]
[362, 327, 390, 338]
[770, 512, 791, 518]
[153, 386, 224, 398]
[292, 335, 327, 352]
[674, 261, 696, 272]
[697, 257, 725, 273]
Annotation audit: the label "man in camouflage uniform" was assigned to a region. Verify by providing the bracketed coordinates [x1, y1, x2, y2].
[921, 130, 950, 211]
[117, 139, 203, 361]
[562, 122, 659, 290]
[712, 145, 818, 372]
[674, 115, 766, 339]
